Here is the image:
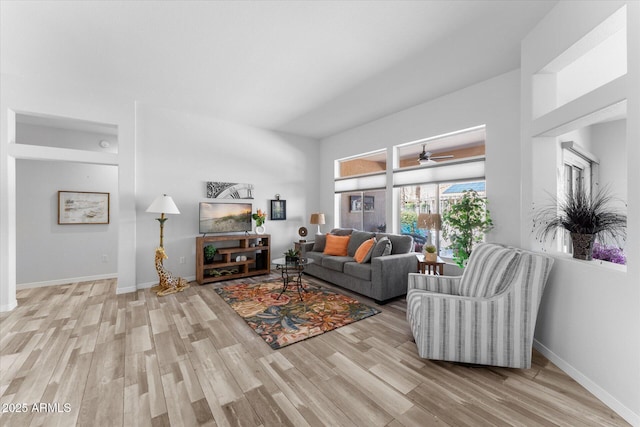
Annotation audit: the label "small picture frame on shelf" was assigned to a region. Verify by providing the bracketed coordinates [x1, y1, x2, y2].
[270, 199, 286, 220]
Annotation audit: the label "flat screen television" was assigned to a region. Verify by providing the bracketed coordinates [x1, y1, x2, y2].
[199, 202, 252, 234]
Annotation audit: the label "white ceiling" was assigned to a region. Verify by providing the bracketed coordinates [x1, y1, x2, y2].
[0, 1, 557, 140]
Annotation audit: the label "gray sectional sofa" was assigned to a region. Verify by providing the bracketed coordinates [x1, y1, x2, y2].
[301, 229, 418, 304]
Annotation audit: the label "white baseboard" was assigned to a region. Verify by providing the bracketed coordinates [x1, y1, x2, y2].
[136, 280, 157, 290]
[116, 285, 138, 294]
[17, 275, 197, 295]
[0, 300, 18, 312]
[534, 339, 639, 427]
[126, 275, 197, 293]
[17, 274, 117, 290]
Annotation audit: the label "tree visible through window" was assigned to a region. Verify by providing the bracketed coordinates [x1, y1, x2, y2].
[399, 181, 486, 257]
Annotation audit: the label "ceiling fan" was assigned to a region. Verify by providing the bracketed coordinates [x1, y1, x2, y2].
[418, 144, 454, 164]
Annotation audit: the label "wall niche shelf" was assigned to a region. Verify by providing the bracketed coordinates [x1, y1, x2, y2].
[532, 78, 627, 137]
[532, 5, 627, 120]
[196, 234, 270, 285]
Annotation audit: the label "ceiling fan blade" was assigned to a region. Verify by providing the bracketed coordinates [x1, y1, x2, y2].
[430, 154, 454, 160]
[418, 157, 437, 165]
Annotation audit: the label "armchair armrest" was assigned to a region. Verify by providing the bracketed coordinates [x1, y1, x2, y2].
[408, 272, 460, 295]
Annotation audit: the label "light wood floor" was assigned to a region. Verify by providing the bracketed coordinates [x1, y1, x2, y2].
[0, 275, 629, 427]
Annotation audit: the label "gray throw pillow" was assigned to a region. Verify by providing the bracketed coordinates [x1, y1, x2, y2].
[312, 234, 327, 252]
[371, 237, 392, 258]
[330, 228, 354, 236]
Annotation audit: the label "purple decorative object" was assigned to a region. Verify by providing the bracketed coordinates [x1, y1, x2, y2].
[592, 242, 626, 265]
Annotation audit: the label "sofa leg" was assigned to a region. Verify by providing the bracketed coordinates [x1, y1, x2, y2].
[374, 299, 388, 305]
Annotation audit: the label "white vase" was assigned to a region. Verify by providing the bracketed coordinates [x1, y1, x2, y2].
[256, 225, 265, 234]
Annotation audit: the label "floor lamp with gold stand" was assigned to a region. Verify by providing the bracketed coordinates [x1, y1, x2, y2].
[146, 194, 180, 250]
[146, 194, 188, 296]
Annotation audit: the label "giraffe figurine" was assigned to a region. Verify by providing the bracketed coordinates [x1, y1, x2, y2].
[151, 247, 189, 296]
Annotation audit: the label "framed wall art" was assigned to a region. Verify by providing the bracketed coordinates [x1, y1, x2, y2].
[206, 181, 254, 199]
[270, 199, 286, 220]
[349, 195, 374, 212]
[58, 191, 110, 224]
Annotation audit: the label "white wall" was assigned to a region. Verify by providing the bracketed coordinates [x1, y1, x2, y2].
[1, 72, 320, 302]
[521, 1, 639, 424]
[16, 160, 118, 285]
[591, 119, 627, 202]
[319, 69, 522, 249]
[17, 123, 118, 153]
[1, 73, 137, 307]
[134, 104, 320, 287]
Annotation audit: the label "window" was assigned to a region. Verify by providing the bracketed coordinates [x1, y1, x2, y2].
[335, 150, 387, 232]
[562, 142, 597, 197]
[394, 126, 487, 256]
[399, 181, 486, 257]
[560, 141, 599, 254]
[333, 126, 488, 256]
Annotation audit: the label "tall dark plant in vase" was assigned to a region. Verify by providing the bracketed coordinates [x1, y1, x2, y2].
[442, 190, 494, 268]
[533, 184, 626, 260]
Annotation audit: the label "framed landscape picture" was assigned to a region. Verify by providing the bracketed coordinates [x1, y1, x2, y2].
[270, 199, 286, 220]
[58, 191, 110, 224]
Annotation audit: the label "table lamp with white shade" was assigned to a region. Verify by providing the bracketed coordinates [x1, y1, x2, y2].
[309, 213, 325, 235]
[418, 212, 442, 249]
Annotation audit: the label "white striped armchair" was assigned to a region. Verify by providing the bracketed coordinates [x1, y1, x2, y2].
[406, 243, 554, 368]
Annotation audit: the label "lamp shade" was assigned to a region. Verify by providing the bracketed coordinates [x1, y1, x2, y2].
[309, 213, 325, 225]
[146, 194, 180, 214]
[418, 213, 441, 230]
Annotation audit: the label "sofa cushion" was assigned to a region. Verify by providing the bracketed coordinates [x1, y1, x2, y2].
[459, 243, 520, 298]
[344, 262, 372, 281]
[312, 234, 327, 252]
[324, 234, 350, 256]
[347, 231, 375, 257]
[322, 256, 354, 272]
[306, 251, 326, 263]
[371, 237, 392, 258]
[375, 233, 413, 254]
[354, 238, 376, 263]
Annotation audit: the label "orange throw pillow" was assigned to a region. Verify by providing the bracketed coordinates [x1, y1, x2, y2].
[323, 234, 350, 256]
[354, 238, 376, 263]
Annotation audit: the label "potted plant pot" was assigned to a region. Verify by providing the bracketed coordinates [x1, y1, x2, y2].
[534, 184, 626, 260]
[571, 233, 596, 260]
[204, 245, 217, 264]
[285, 256, 300, 265]
[284, 248, 300, 265]
[424, 244, 437, 262]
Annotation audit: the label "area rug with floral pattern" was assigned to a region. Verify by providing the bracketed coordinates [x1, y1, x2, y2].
[214, 281, 380, 349]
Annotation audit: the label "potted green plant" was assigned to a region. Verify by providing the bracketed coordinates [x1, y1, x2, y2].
[442, 190, 493, 268]
[284, 248, 300, 265]
[533, 184, 626, 260]
[423, 244, 437, 262]
[204, 245, 217, 264]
